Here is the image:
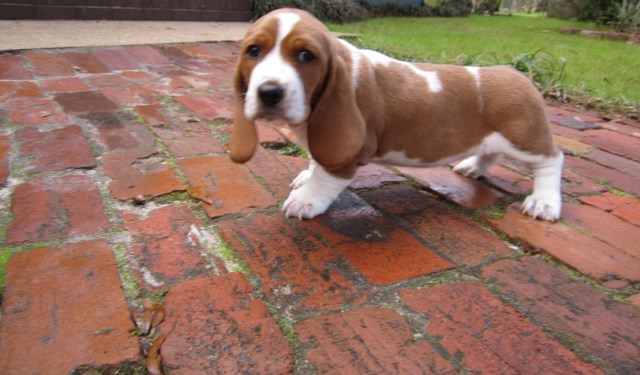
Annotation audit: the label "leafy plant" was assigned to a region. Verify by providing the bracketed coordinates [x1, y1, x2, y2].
[611, 0, 640, 30]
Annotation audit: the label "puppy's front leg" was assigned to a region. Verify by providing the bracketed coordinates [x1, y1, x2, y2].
[283, 163, 354, 219]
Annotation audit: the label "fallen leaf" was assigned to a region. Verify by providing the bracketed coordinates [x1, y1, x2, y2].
[146, 334, 166, 375]
[187, 186, 214, 205]
[134, 300, 165, 336]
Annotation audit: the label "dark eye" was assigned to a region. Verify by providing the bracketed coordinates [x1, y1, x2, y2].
[297, 50, 315, 63]
[247, 45, 261, 58]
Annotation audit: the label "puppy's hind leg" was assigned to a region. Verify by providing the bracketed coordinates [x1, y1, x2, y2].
[521, 151, 564, 221]
[453, 153, 501, 179]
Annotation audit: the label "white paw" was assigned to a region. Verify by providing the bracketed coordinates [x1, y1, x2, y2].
[290, 169, 312, 189]
[453, 156, 485, 179]
[521, 193, 561, 221]
[283, 185, 333, 220]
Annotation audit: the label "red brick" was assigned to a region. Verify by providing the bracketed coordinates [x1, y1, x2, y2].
[153, 119, 225, 158]
[174, 93, 233, 121]
[138, 79, 189, 97]
[40, 77, 91, 92]
[86, 73, 128, 87]
[245, 146, 308, 200]
[598, 118, 640, 137]
[220, 214, 368, 316]
[0, 241, 140, 374]
[350, 163, 405, 189]
[6, 98, 69, 124]
[631, 294, 640, 309]
[134, 104, 167, 127]
[179, 156, 275, 218]
[174, 74, 213, 90]
[16, 125, 96, 173]
[102, 148, 185, 201]
[296, 307, 454, 374]
[307, 192, 453, 285]
[362, 186, 512, 266]
[92, 48, 141, 71]
[54, 91, 118, 114]
[124, 45, 171, 65]
[482, 257, 640, 374]
[583, 148, 640, 178]
[0, 54, 32, 79]
[179, 44, 220, 60]
[26, 51, 75, 76]
[488, 204, 640, 282]
[156, 45, 193, 62]
[122, 205, 219, 289]
[579, 192, 640, 226]
[397, 166, 503, 209]
[82, 111, 155, 152]
[562, 203, 640, 259]
[561, 167, 608, 195]
[565, 155, 640, 196]
[62, 51, 110, 73]
[1, 81, 43, 98]
[553, 134, 593, 155]
[582, 129, 640, 162]
[99, 84, 154, 107]
[6, 175, 109, 244]
[400, 281, 604, 375]
[0, 135, 10, 186]
[120, 70, 158, 82]
[176, 59, 219, 74]
[159, 274, 293, 374]
[484, 164, 533, 195]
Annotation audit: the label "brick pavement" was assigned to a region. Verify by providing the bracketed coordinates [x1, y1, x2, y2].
[1, 41, 639, 374]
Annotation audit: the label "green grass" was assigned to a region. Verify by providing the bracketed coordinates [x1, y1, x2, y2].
[329, 14, 640, 113]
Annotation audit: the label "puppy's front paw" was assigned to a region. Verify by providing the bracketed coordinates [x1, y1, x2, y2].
[290, 169, 312, 189]
[522, 193, 561, 221]
[283, 185, 332, 220]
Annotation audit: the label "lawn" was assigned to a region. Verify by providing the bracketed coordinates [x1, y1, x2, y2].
[329, 14, 640, 113]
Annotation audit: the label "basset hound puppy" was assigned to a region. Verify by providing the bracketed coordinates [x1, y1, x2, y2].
[230, 8, 564, 221]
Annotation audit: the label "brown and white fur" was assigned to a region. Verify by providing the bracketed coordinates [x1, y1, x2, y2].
[230, 8, 563, 221]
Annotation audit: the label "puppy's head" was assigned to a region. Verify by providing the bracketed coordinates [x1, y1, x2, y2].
[230, 8, 365, 170]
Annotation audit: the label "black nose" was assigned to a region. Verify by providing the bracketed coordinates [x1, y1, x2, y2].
[258, 83, 284, 106]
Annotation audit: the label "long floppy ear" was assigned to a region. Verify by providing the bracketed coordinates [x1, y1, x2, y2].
[307, 54, 366, 170]
[229, 62, 257, 164]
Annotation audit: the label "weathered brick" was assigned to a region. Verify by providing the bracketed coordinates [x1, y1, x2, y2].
[0, 54, 32, 79]
[245, 146, 308, 200]
[0, 81, 42, 99]
[174, 93, 233, 121]
[156, 45, 193, 62]
[220, 214, 368, 316]
[362, 186, 512, 266]
[99, 84, 155, 107]
[562, 203, 640, 258]
[159, 274, 293, 374]
[86, 73, 128, 87]
[565, 155, 640, 196]
[579, 192, 640, 226]
[178, 156, 276, 218]
[6, 175, 109, 244]
[397, 166, 503, 209]
[134, 104, 167, 127]
[26, 51, 75, 76]
[350, 163, 406, 189]
[40, 77, 91, 92]
[55, 91, 118, 114]
[0, 241, 140, 374]
[122, 205, 218, 289]
[0, 135, 10, 186]
[307, 192, 454, 285]
[296, 307, 454, 374]
[152, 119, 225, 158]
[124, 45, 171, 65]
[488, 204, 640, 282]
[102, 148, 185, 201]
[553, 134, 593, 155]
[482, 257, 640, 374]
[16, 125, 96, 173]
[92, 48, 141, 71]
[63, 51, 110, 73]
[6, 97, 69, 124]
[400, 281, 604, 374]
[82, 111, 155, 151]
[582, 129, 640, 162]
[483, 165, 533, 195]
[583, 148, 640, 179]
